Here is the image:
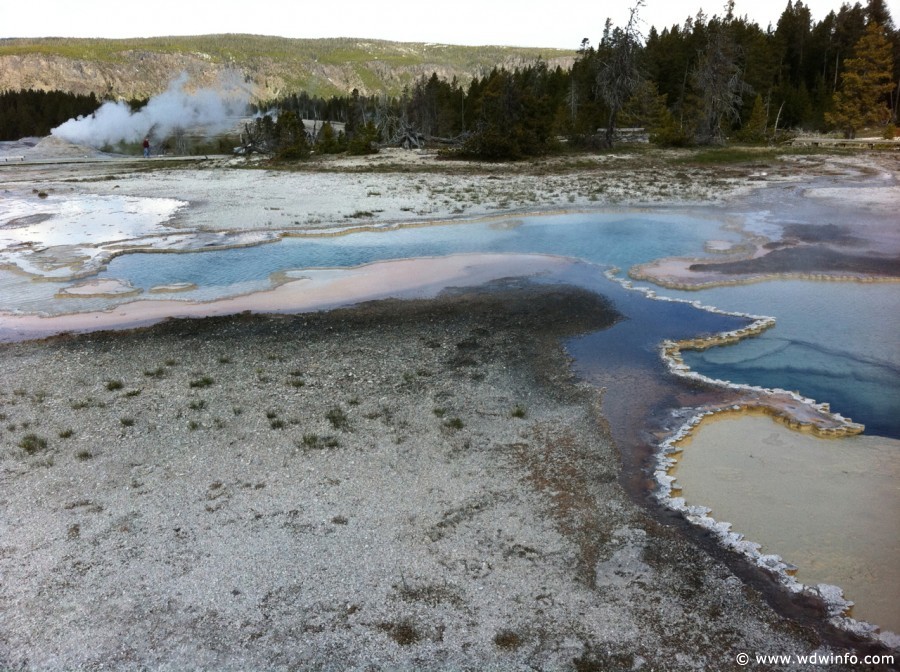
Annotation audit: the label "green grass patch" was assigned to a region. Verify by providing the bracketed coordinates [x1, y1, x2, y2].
[326, 407, 349, 430]
[300, 434, 339, 449]
[444, 417, 464, 430]
[19, 433, 48, 454]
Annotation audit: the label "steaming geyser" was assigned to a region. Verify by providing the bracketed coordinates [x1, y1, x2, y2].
[51, 73, 250, 148]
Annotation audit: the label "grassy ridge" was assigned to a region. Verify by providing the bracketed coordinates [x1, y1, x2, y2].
[0, 35, 575, 98]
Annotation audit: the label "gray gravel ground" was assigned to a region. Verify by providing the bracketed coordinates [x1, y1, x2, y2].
[0, 284, 854, 670]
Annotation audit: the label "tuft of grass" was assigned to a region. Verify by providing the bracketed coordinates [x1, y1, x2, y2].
[188, 420, 200, 431]
[19, 433, 48, 454]
[270, 419, 285, 430]
[71, 397, 104, 410]
[433, 407, 446, 418]
[124, 389, 142, 398]
[511, 404, 527, 419]
[494, 630, 523, 650]
[59, 428, 75, 439]
[189, 399, 206, 410]
[326, 407, 349, 430]
[75, 450, 93, 461]
[105, 380, 123, 391]
[218, 356, 231, 364]
[444, 417, 464, 430]
[120, 417, 134, 427]
[300, 434, 339, 450]
[143, 366, 165, 378]
[189, 376, 214, 388]
[378, 621, 421, 646]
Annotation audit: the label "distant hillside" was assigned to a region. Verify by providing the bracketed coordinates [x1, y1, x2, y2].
[0, 35, 576, 100]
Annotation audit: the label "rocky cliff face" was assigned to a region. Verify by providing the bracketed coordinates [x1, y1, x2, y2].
[1, 53, 251, 99]
[0, 37, 575, 99]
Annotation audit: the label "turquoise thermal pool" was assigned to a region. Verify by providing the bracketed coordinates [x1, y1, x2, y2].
[1, 197, 897, 441]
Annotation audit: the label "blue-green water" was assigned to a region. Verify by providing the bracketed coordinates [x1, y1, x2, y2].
[101, 211, 736, 293]
[661, 281, 900, 437]
[75, 210, 900, 440]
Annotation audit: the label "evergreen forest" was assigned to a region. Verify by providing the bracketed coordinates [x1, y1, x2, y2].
[2, 0, 897, 159]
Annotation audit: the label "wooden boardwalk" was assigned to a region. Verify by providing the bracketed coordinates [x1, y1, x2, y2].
[790, 136, 900, 149]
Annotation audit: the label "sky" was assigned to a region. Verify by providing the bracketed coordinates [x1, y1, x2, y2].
[3, 0, 898, 49]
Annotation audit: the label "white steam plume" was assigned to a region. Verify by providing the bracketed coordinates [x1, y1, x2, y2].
[51, 73, 250, 147]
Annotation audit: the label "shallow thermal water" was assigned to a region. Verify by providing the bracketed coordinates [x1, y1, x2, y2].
[672, 414, 900, 634]
[0, 193, 185, 277]
[0, 207, 739, 309]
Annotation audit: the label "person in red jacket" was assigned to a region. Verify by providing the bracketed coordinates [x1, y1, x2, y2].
[142, 135, 150, 158]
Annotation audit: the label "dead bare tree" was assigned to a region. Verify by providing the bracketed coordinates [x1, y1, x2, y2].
[382, 114, 426, 149]
[595, 0, 645, 147]
[375, 93, 466, 149]
[238, 115, 277, 155]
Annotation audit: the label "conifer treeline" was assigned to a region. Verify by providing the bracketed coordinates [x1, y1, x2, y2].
[259, 0, 899, 157]
[0, 89, 102, 140]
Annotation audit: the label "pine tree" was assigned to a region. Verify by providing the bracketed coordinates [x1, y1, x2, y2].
[693, 13, 752, 145]
[737, 94, 769, 142]
[826, 22, 896, 137]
